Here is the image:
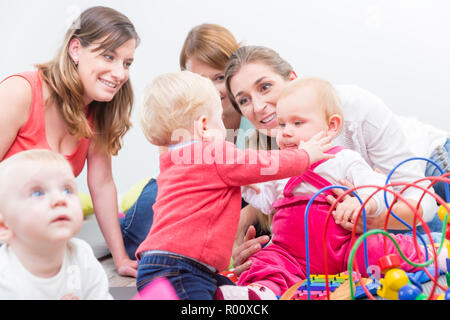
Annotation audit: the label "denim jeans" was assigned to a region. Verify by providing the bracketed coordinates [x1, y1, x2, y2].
[119, 178, 157, 259]
[426, 138, 450, 201]
[136, 252, 234, 300]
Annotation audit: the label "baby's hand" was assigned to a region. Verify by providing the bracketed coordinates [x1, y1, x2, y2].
[332, 195, 377, 225]
[298, 131, 334, 164]
[332, 197, 362, 225]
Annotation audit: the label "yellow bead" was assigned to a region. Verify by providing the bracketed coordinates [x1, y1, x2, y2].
[438, 204, 450, 223]
[437, 294, 445, 300]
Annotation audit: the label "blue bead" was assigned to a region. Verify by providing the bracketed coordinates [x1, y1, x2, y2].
[398, 284, 422, 300]
[445, 288, 450, 300]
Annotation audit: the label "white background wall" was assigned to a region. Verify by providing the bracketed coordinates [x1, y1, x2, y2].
[1, 0, 449, 196]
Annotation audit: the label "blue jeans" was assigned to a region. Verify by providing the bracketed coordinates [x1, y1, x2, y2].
[119, 178, 157, 259]
[426, 138, 450, 201]
[136, 252, 234, 300]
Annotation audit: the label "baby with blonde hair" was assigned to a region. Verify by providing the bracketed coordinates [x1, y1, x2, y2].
[216, 77, 448, 300]
[0, 149, 112, 299]
[135, 71, 334, 300]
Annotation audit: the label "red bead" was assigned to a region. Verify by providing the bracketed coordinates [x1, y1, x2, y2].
[378, 254, 401, 272]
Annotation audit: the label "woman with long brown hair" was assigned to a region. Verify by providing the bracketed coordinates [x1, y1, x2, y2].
[0, 6, 140, 277]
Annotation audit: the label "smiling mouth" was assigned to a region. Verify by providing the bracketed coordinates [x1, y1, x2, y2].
[260, 113, 276, 124]
[99, 78, 118, 88]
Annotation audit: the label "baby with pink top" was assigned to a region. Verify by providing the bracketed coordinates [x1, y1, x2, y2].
[216, 77, 449, 300]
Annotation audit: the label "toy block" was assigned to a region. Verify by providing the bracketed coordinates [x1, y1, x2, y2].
[297, 285, 338, 292]
[310, 278, 346, 284]
[398, 284, 422, 300]
[354, 281, 379, 299]
[293, 291, 327, 300]
[298, 282, 341, 290]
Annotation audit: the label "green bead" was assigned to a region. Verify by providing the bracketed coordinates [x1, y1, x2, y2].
[415, 293, 428, 300]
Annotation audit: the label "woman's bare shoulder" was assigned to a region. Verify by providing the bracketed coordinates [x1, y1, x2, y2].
[0, 76, 32, 123]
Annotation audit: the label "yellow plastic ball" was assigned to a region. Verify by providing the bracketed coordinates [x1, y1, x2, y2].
[120, 177, 152, 213]
[438, 203, 450, 223]
[78, 192, 94, 217]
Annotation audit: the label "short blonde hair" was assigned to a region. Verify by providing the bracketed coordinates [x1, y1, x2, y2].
[0, 150, 71, 176]
[0, 150, 73, 197]
[140, 71, 221, 146]
[279, 77, 343, 122]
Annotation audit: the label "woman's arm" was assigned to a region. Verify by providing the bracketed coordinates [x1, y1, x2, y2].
[328, 179, 425, 232]
[338, 85, 437, 224]
[86, 142, 138, 277]
[0, 77, 31, 160]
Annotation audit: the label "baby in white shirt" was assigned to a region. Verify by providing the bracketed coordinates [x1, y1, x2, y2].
[0, 149, 112, 300]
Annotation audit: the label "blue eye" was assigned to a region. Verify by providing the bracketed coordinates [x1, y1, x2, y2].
[62, 187, 73, 195]
[31, 190, 44, 197]
[279, 123, 286, 128]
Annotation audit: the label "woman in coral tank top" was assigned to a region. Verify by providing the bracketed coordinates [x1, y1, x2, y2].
[0, 6, 140, 277]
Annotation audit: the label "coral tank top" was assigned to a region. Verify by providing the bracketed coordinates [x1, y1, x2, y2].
[1, 71, 94, 177]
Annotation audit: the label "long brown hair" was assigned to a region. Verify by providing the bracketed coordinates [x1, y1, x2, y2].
[179, 23, 239, 71]
[36, 6, 140, 155]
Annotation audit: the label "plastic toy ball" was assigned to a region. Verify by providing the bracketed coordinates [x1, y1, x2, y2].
[398, 284, 422, 300]
[437, 203, 449, 222]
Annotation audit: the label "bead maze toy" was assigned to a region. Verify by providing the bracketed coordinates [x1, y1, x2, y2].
[298, 156, 450, 300]
[245, 156, 448, 301]
[221, 157, 449, 300]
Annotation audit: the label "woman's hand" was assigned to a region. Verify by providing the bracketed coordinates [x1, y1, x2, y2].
[117, 257, 139, 278]
[231, 225, 270, 276]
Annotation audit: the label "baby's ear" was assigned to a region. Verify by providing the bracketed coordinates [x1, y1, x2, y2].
[193, 115, 209, 140]
[0, 213, 13, 243]
[327, 114, 342, 138]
